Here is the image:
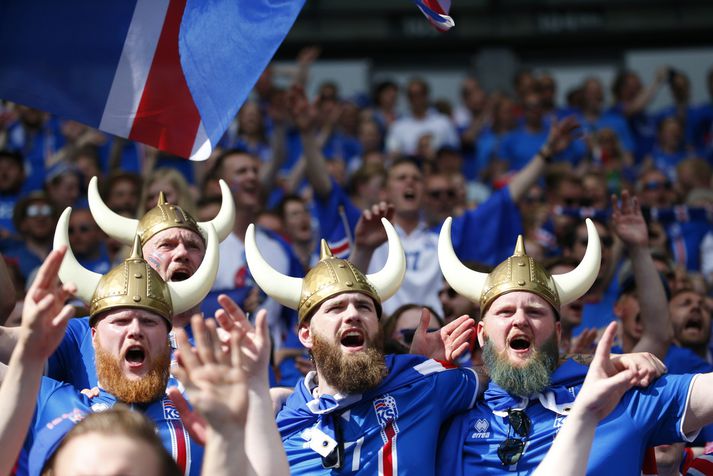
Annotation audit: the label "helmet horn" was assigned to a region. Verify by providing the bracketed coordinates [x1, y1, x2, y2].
[87, 176, 139, 245]
[53, 208, 102, 303]
[365, 218, 406, 301]
[552, 218, 601, 305]
[437, 217, 488, 303]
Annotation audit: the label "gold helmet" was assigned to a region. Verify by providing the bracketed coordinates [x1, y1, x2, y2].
[438, 217, 601, 314]
[53, 207, 221, 323]
[245, 218, 406, 322]
[87, 176, 235, 246]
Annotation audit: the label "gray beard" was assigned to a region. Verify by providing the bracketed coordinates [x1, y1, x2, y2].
[482, 335, 559, 397]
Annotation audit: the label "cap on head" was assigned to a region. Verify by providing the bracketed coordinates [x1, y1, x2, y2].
[244, 218, 406, 324]
[439, 217, 601, 316]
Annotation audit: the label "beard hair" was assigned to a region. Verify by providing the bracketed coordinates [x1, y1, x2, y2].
[311, 329, 387, 394]
[95, 341, 170, 404]
[482, 333, 559, 398]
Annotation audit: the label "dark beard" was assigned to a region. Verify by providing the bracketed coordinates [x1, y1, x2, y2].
[482, 334, 559, 398]
[95, 343, 170, 404]
[311, 330, 387, 394]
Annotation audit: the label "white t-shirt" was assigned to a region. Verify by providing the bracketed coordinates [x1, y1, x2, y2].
[385, 109, 458, 156]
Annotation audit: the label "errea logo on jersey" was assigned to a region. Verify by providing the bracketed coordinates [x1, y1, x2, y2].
[373, 394, 398, 428]
[471, 418, 491, 438]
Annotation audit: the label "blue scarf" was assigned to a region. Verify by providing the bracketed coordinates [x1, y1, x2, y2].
[276, 354, 435, 451]
[484, 359, 589, 414]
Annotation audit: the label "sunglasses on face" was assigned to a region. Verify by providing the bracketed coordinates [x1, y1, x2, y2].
[643, 180, 671, 191]
[400, 327, 439, 345]
[428, 189, 456, 200]
[497, 409, 531, 466]
[26, 203, 52, 218]
[579, 235, 613, 248]
[69, 224, 92, 235]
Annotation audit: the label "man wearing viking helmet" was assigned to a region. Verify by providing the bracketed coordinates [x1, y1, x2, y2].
[245, 217, 482, 474]
[10, 225, 220, 475]
[0, 177, 235, 390]
[437, 217, 713, 475]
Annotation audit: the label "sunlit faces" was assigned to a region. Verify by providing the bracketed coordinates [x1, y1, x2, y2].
[219, 152, 261, 209]
[142, 228, 205, 282]
[91, 309, 170, 382]
[383, 161, 423, 215]
[477, 292, 560, 368]
[669, 290, 711, 351]
[299, 292, 380, 354]
[51, 433, 164, 476]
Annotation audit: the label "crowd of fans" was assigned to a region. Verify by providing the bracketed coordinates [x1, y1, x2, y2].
[1, 47, 713, 474]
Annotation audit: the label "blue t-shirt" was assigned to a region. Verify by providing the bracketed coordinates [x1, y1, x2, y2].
[18, 380, 203, 476]
[439, 371, 697, 476]
[277, 355, 478, 475]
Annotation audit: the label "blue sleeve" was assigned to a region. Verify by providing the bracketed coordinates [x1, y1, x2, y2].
[625, 373, 697, 446]
[46, 318, 91, 387]
[313, 179, 361, 257]
[432, 366, 479, 417]
[451, 187, 523, 265]
[436, 413, 469, 476]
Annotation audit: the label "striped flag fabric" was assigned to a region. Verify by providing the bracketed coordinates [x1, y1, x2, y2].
[412, 0, 455, 32]
[0, 0, 304, 161]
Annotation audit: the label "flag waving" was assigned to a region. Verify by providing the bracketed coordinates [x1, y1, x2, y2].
[0, 0, 304, 161]
[413, 0, 455, 32]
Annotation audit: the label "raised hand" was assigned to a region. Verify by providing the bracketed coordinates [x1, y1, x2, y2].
[214, 294, 271, 384]
[21, 247, 77, 360]
[409, 311, 474, 362]
[544, 116, 581, 156]
[173, 316, 249, 431]
[611, 190, 648, 247]
[353, 202, 395, 251]
[574, 322, 639, 420]
[287, 84, 319, 133]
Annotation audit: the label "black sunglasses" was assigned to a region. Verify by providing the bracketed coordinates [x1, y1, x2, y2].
[497, 409, 531, 466]
[400, 327, 439, 345]
[321, 417, 344, 469]
[428, 189, 456, 200]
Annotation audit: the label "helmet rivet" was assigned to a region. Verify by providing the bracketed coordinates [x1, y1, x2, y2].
[345, 281, 353, 287]
[134, 273, 142, 279]
[517, 280, 526, 286]
[517, 261, 525, 267]
[133, 295, 141, 302]
[338, 263, 346, 268]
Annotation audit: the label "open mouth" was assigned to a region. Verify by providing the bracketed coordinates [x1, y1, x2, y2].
[170, 270, 190, 282]
[403, 190, 416, 201]
[125, 346, 146, 365]
[340, 330, 365, 348]
[684, 320, 703, 331]
[509, 336, 531, 351]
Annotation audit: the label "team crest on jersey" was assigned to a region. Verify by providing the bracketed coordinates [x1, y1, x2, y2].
[373, 394, 398, 428]
[471, 418, 491, 438]
[91, 402, 110, 412]
[163, 397, 181, 420]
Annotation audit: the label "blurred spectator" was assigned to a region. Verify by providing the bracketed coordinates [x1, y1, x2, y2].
[669, 288, 712, 362]
[0, 150, 26, 238]
[386, 78, 458, 157]
[423, 172, 458, 228]
[647, 116, 691, 180]
[675, 158, 712, 201]
[103, 172, 142, 217]
[475, 95, 517, 185]
[141, 167, 196, 217]
[582, 170, 610, 209]
[3, 192, 56, 280]
[371, 80, 400, 133]
[45, 162, 82, 210]
[438, 262, 491, 324]
[577, 77, 635, 154]
[221, 101, 271, 162]
[70, 145, 103, 183]
[67, 207, 111, 274]
[656, 69, 697, 146]
[275, 194, 317, 271]
[636, 167, 675, 208]
[381, 303, 442, 354]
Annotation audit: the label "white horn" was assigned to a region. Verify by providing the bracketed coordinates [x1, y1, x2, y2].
[168, 223, 220, 314]
[53, 207, 102, 304]
[244, 224, 302, 309]
[198, 179, 235, 242]
[365, 218, 406, 301]
[553, 218, 601, 305]
[437, 217, 488, 304]
[87, 176, 138, 245]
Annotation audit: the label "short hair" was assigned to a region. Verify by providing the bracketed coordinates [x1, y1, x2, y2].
[274, 193, 306, 220]
[347, 163, 387, 197]
[0, 149, 23, 166]
[212, 148, 257, 177]
[42, 406, 180, 476]
[103, 171, 142, 197]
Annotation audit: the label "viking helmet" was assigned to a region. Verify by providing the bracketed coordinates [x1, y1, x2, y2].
[438, 217, 601, 315]
[245, 218, 406, 322]
[53, 207, 220, 324]
[87, 176, 235, 246]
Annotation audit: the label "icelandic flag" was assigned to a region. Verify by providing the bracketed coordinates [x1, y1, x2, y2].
[0, 0, 304, 161]
[413, 0, 455, 32]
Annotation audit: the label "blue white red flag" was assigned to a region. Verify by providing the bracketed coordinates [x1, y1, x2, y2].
[0, 0, 304, 160]
[413, 0, 455, 32]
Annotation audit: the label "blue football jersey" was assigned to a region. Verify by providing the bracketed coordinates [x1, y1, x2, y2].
[278, 355, 478, 475]
[439, 373, 696, 476]
[18, 378, 203, 476]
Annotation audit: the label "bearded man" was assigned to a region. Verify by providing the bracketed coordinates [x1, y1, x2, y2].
[437, 217, 713, 475]
[245, 218, 481, 475]
[11, 223, 219, 476]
